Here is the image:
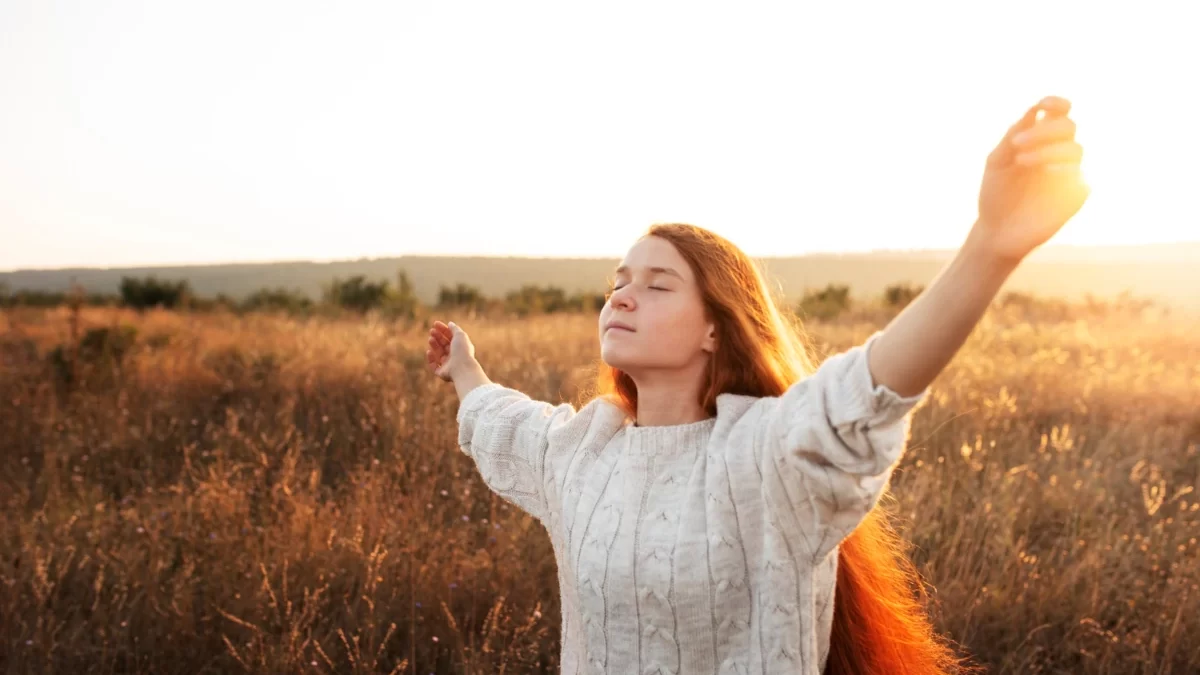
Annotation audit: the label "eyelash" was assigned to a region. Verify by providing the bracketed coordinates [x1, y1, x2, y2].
[609, 284, 667, 292]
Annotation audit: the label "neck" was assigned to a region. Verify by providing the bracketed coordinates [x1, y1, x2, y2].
[629, 362, 710, 427]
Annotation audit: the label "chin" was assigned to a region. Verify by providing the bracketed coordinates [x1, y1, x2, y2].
[599, 347, 621, 370]
[599, 344, 637, 372]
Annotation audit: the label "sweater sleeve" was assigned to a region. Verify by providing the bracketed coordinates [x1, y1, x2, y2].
[761, 331, 928, 560]
[455, 382, 578, 524]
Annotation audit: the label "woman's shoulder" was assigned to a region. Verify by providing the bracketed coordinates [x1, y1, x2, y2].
[542, 393, 630, 444]
[715, 391, 774, 425]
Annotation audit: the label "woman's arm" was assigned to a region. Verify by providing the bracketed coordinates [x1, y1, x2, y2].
[866, 229, 1017, 397]
[757, 95, 1090, 558]
[428, 320, 577, 524]
[454, 382, 578, 523]
[868, 95, 1089, 397]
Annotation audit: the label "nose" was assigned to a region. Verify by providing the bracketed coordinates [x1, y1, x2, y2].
[609, 285, 635, 311]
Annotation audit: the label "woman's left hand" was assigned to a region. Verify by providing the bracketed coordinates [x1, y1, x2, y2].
[972, 95, 1090, 263]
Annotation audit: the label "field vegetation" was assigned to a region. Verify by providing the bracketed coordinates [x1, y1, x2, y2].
[1, 290, 1197, 673]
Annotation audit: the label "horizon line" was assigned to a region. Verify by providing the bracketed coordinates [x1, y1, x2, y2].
[4, 239, 1200, 275]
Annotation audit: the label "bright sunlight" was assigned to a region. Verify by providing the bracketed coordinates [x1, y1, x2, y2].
[0, 1, 1196, 270]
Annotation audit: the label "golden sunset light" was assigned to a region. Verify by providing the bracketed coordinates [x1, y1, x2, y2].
[3, 4, 1199, 674]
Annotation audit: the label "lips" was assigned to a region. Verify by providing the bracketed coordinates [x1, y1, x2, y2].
[605, 320, 635, 333]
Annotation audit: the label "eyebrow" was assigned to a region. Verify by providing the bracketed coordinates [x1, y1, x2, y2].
[613, 265, 684, 279]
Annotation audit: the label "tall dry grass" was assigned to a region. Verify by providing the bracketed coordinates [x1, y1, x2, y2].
[1, 305, 1198, 674]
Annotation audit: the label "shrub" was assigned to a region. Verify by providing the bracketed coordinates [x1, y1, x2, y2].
[119, 276, 192, 311]
[322, 275, 391, 313]
[798, 283, 851, 320]
[883, 282, 925, 309]
[505, 285, 570, 316]
[438, 283, 487, 311]
[384, 271, 421, 319]
[242, 288, 314, 315]
[566, 291, 608, 313]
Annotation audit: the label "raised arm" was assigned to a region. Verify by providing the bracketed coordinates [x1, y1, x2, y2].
[868, 95, 1089, 397]
[428, 320, 577, 523]
[760, 96, 1089, 559]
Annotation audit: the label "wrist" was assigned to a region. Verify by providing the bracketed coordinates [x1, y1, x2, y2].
[962, 221, 1025, 274]
[450, 358, 488, 387]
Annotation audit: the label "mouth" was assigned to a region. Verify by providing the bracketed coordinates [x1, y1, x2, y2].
[604, 322, 635, 333]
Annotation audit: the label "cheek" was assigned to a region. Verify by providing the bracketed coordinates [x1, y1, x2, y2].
[647, 299, 708, 353]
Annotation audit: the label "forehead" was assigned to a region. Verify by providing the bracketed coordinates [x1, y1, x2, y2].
[615, 236, 694, 281]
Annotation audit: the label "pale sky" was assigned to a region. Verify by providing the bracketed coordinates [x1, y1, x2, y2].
[1, 1, 1196, 270]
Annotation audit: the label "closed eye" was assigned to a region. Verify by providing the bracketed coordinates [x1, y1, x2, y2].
[608, 283, 669, 292]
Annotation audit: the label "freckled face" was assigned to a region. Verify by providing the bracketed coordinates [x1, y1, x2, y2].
[599, 236, 715, 373]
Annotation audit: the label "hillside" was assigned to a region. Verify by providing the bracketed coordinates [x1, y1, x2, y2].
[3, 242, 1199, 309]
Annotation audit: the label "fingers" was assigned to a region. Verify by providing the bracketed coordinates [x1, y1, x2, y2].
[430, 320, 452, 341]
[430, 319, 467, 346]
[1017, 97, 1071, 132]
[428, 320, 468, 380]
[1012, 116, 1076, 148]
[429, 330, 449, 349]
[1007, 105, 1042, 139]
[1015, 141, 1083, 167]
[428, 332, 448, 356]
[1034, 95, 1071, 118]
[990, 96, 1076, 168]
[446, 321, 469, 346]
[427, 319, 465, 365]
[998, 99, 1052, 147]
[429, 321, 452, 348]
[427, 321, 449, 372]
[989, 110, 1039, 168]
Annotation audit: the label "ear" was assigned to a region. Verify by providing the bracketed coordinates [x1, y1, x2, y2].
[702, 321, 717, 353]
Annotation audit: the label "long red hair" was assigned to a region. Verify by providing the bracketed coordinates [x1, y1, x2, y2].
[593, 223, 976, 674]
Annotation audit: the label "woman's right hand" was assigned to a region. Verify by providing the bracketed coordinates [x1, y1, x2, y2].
[427, 320, 477, 382]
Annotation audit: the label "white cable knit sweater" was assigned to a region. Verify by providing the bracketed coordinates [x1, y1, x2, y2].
[455, 332, 927, 675]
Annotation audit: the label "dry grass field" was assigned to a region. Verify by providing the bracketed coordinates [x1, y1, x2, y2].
[2, 303, 1198, 674]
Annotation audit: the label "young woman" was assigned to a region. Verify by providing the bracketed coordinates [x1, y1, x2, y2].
[426, 96, 1088, 675]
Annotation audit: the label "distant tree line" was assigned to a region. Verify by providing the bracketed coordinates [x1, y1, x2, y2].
[0, 275, 1157, 320]
[0, 271, 607, 318]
